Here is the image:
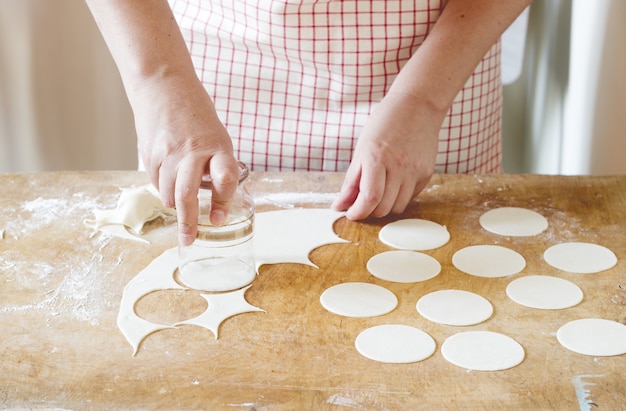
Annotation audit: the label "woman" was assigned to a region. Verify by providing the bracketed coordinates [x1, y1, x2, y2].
[85, 0, 531, 245]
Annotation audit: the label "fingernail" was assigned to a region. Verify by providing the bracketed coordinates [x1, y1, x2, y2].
[211, 209, 225, 226]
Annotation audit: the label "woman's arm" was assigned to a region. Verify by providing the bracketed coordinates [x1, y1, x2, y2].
[333, 0, 532, 220]
[85, 0, 240, 246]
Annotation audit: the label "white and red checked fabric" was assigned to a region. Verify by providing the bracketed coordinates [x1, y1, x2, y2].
[168, 0, 502, 174]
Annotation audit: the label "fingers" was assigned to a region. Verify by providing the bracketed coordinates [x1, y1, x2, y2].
[207, 153, 240, 226]
[174, 157, 205, 246]
[332, 163, 361, 212]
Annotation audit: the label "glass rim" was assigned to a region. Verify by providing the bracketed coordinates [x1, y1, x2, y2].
[199, 161, 249, 189]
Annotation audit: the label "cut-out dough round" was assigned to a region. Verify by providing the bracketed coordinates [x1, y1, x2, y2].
[479, 207, 548, 237]
[378, 218, 450, 251]
[417, 290, 493, 326]
[544, 242, 617, 274]
[452, 245, 526, 278]
[557, 318, 626, 356]
[441, 331, 525, 371]
[506, 275, 583, 310]
[355, 324, 436, 364]
[366, 250, 441, 283]
[320, 282, 397, 318]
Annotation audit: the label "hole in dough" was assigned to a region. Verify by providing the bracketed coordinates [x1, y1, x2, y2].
[452, 245, 526, 278]
[320, 282, 397, 318]
[479, 207, 548, 237]
[416, 290, 493, 326]
[378, 218, 450, 251]
[441, 331, 525, 371]
[366, 250, 441, 283]
[544, 242, 617, 274]
[557, 318, 626, 356]
[135, 289, 207, 325]
[506, 275, 583, 310]
[355, 324, 436, 364]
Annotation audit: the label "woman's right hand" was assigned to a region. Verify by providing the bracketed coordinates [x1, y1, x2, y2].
[133, 72, 240, 246]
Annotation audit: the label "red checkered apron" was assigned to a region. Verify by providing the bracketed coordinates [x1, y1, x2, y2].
[169, 0, 502, 173]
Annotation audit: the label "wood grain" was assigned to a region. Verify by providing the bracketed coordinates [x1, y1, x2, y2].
[1, 171, 625, 410]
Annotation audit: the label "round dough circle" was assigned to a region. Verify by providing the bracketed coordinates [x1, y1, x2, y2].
[557, 318, 626, 356]
[544, 242, 617, 274]
[452, 245, 526, 278]
[506, 275, 583, 310]
[177, 259, 256, 292]
[479, 207, 548, 237]
[417, 290, 493, 326]
[320, 282, 397, 318]
[441, 331, 525, 371]
[355, 324, 436, 364]
[367, 251, 441, 283]
[378, 219, 450, 251]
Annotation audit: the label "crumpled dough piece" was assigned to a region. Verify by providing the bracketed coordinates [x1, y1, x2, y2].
[85, 185, 174, 242]
[176, 286, 265, 339]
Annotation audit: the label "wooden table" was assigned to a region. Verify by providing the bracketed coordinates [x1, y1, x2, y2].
[1, 171, 625, 410]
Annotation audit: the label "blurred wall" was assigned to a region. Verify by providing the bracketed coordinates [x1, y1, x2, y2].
[0, 0, 136, 172]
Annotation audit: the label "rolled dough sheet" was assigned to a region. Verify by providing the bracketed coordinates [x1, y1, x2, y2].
[254, 209, 348, 271]
[355, 324, 436, 364]
[320, 282, 398, 318]
[543, 242, 618, 274]
[378, 218, 450, 251]
[557, 318, 626, 356]
[441, 331, 525, 371]
[366, 250, 441, 283]
[506, 275, 583, 310]
[452, 245, 526, 278]
[416, 290, 493, 326]
[479, 207, 548, 237]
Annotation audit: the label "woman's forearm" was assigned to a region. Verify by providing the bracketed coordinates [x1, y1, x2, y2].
[390, 0, 532, 114]
[84, 0, 198, 103]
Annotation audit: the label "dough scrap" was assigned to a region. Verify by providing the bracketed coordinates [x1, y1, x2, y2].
[320, 282, 397, 318]
[544, 242, 618, 274]
[557, 318, 626, 356]
[506, 275, 583, 310]
[117, 248, 264, 355]
[378, 218, 450, 251]
[254, 209, 348, 271]
[441, 331, 525, 371]
[355, 324, 436, 364]
[176, 286, 265, 339]
[117, 248, 186, 356]
[366, 250, 441, 283]
[452, 245, 526, 278]
[479, 207, 548, 237]
[85, 185, 174, 243]
[417, 290, 493, 326]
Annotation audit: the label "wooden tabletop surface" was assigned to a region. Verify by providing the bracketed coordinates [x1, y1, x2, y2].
[1, 171, 625, 410]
